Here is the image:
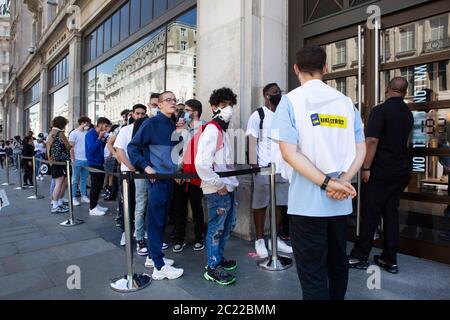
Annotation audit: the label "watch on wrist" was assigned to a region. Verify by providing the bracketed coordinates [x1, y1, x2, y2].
[321, 175, 331, 190]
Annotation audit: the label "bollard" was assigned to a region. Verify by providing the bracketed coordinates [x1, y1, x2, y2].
[110, 172, 151, 292]
[259, 163, 292, 271]
[14, 155, 23, 190]
[1, 154, 13, 186]
[60, 160, 84, 227]
[27, 156, 44, 200]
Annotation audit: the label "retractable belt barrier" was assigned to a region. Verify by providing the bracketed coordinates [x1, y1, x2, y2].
[109, 163, 292, 293]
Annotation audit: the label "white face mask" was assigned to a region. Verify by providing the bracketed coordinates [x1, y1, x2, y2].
[150, 107, 159, 117]
[214, 105, 234, 123]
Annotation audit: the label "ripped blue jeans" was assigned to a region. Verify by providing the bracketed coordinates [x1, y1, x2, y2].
[205, 191, 236, 269]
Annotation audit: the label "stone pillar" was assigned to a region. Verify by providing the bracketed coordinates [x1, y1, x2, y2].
[68, 32, 82, 130]
[40, 65, 49, 133]
[197, 0, 288, 241]
[15, 81, 24, 136]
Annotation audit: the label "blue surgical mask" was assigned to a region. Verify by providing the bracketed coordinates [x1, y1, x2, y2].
[184, 112, 192, 125]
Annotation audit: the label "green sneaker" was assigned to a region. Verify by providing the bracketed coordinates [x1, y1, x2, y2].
[204, 267, 236, 286]
[220, 258, 237, 271]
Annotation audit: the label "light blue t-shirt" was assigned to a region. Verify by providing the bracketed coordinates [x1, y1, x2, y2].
[270, 95, 365, 217]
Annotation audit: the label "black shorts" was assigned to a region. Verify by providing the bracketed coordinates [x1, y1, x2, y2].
[51, 165, 67, 179]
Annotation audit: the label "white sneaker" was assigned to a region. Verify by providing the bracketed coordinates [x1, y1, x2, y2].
[268, 237, 293, 254]
[89, 207, 106, 216]
[96, 205, 108, 212]
[81, 196, 90, 204]
[72, 198, 80, 206]
[145, 256, 174, 268]
[255, 239, 269, 258]
[152, 265, 184, 280]
[120, 232, 126, 246]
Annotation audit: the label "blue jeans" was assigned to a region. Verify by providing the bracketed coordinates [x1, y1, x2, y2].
[35, 152, 45, 177]
[205, 192, 236, 269]
[134, 178, 147, 241]
[72, 160, 89, 198]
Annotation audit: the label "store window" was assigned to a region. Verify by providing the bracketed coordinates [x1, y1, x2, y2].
[381, 12, 450, 63]
[322, 36, 364, 74]
[50, 55, 69, 121]
[24, 80, 41, 134]
[86, 0, 193, 63]
[86, 7, 197, 123]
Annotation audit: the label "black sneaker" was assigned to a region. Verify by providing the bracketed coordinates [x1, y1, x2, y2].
[172, 242, 186, 253]
[348, 257, 369, 270]
[374, 255, 398, 274]
[220, 258, 237, 271]
[136, 240, 148, 256]
[204, 267, 236, 286]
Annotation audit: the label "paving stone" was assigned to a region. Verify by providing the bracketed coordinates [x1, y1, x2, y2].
[2, 249, 59, 274]
[15, 234, 69, 253]
[49, 238, 116, 261]
[0, 232, 43, 245]
[0, 243, 18, 258]
[0, 269, 55, 297]
[5, 284, 84, 300]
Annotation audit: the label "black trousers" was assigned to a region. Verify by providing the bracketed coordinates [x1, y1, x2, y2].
[23, 163, 33, 185]
[89, 165, 105, 210]
[173, 182, 205, 243]
[290, 214, 349, 300]
[350, 175, 410, 264]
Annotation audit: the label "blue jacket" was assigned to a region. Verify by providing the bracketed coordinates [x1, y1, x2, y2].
[128, 113, 177, 175]
[85, 128, 105, 167]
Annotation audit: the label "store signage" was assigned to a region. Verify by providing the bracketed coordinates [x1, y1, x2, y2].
[48, 32, 68, 60]
[412, 64, 428, 173]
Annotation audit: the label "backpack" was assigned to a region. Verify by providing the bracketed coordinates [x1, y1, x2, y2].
[183, 121, 223, 186]
[256, 107, 265, 142]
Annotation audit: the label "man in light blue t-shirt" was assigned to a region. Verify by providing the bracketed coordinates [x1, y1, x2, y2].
[270, 46, 366, 300]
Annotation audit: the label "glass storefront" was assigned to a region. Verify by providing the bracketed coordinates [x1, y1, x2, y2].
[305, 7, 450, 262]
[27, 103, 40, 136]
[49, 55, 69, 124]
[24, 80, 41, 134]
[86, 7, 197, 123]
[51, 85, 69, 119]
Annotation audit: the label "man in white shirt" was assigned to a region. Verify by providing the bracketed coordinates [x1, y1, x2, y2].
[246, 83, 292, 258]
[196, 87, 239, 286]
[270, 46, 366, 300]
[114, 104, 147, 254]
[69, 117, 92, 206]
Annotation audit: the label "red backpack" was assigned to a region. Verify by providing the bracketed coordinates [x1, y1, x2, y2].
[183, 121, 223, 186]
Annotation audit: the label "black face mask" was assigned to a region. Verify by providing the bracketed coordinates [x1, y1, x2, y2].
[128, 117, 135, 125]
[269, 94, 282, 107]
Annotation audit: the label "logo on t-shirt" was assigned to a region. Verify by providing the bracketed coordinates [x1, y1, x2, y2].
[310, 113, 347, 129]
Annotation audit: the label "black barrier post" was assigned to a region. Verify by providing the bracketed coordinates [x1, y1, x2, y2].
[110, 172, 151, 292]
[60, 160, 84, 227]
[1, 154, 13, 186]
[27, 156, 44, 200]
[258, 163, 292, 271]
[14, 155, 23, 190]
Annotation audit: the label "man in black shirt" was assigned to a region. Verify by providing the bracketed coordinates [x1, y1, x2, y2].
[349, 77, 413, 274]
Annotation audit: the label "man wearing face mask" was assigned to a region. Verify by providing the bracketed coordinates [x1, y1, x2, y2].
[148, 93, 161, 118]
[69, 116, 92, 207]
[172, 99, 206, 253]
[195, 87, 239, 286]
[246, 83, 292, 259]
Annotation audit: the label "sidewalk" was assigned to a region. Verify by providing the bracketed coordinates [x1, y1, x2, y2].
[0, 168, 449, 300]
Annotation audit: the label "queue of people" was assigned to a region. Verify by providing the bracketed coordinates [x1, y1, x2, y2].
[1, 44, 422, 300]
